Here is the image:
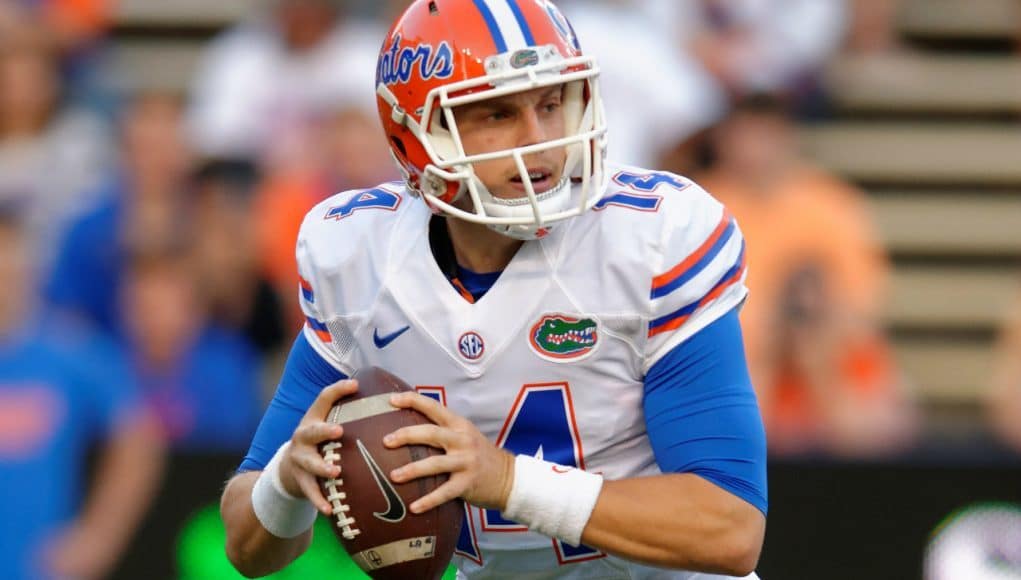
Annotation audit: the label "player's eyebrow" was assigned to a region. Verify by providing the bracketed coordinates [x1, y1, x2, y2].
[473, 84, 565, 110]
[539, 85, 564, 101]
[448, 84, 566, 128]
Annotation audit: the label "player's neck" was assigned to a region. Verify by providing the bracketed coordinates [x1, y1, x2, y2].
[445, 217, 523, 273]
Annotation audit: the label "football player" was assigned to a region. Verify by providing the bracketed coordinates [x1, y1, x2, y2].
[221, 1, 767, 578]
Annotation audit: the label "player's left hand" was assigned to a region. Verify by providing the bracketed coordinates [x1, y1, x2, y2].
[384, 392, 514, 514]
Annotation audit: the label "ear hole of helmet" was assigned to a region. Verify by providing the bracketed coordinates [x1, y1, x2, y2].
[390, 136, 408, 158]
[388, 135, 424, 194]
[389, 135, 419, 178]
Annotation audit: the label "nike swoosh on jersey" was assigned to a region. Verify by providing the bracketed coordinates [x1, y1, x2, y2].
[356, 439, 407, 523]
[373, 326, 411, 348]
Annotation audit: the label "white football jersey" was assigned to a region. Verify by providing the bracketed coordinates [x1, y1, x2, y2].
[296, 164, 755, 580]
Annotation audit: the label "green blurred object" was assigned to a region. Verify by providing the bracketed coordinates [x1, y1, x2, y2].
[177, 503, 458, 579]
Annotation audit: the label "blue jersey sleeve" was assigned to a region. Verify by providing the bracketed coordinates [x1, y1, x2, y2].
[238, 331, 347, 472]
[643, 308, 768, 515]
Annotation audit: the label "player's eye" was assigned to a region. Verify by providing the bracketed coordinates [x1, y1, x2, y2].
[485, 108, 512, 122]
[541, 85, 565, 112]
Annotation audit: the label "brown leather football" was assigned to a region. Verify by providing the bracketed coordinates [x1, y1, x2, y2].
[318, 367, 463, 579]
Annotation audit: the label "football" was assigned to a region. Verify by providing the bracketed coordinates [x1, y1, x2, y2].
[318, 367, 463, 579]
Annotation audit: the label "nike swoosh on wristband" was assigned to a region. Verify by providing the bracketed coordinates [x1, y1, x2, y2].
[373, 326, 410, 348]
[356, 439, 407, 523]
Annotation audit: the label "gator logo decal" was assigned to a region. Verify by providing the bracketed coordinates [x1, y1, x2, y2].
[511, 49, 539, 69]
[529, 315, 598, 361]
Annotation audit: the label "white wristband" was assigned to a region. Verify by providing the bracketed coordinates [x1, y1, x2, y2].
[251, 441, 318, 538]
[502, 454, 604, 547]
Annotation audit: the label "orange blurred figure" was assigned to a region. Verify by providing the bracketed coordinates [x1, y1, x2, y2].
[256, 105, 395, 326]
[700, 94, 918, 457]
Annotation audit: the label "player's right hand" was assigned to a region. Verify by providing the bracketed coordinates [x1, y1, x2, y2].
[279, 379, 358, 515]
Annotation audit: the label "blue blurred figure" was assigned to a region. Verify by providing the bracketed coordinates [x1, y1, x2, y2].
[45, 92, 191, 337]
[118, 243, 264, 452]
[0, 205, 164, 580]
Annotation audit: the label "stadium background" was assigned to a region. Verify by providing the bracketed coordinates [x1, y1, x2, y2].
[3, 0, 1021, 578]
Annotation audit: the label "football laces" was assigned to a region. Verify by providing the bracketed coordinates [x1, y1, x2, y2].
[321, 441, 360, 540]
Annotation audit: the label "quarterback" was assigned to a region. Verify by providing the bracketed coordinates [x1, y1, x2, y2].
[221, 1, 767, 578]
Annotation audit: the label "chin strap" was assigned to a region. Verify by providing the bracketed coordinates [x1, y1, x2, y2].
[480, 176, 573, 240]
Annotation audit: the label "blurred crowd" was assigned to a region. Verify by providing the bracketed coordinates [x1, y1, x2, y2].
[0, 0, 1019, 577]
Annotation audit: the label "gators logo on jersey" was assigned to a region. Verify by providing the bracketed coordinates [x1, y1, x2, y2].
[529, 315, 598, 362]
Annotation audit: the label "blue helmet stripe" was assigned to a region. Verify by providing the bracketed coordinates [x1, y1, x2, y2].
[472, 0, 508, 53]
[505, 0, 536, 46]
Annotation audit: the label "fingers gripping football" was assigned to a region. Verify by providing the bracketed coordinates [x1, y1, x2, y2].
[384, 392, 515, 514]
[279, 379, 359, 514]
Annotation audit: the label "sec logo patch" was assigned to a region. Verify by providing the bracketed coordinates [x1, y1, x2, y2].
[457, 332, 485, 361]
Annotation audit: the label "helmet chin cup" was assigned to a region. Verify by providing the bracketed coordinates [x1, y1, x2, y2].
[475, 175, 574, 240]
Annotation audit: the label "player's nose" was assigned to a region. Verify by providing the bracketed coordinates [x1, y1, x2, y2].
[516, 107, 547, 148]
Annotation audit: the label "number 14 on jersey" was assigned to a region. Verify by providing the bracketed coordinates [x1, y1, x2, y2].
[416, 382, 606, 566]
